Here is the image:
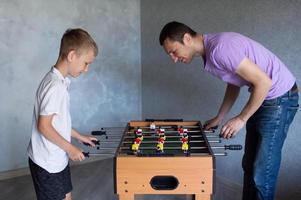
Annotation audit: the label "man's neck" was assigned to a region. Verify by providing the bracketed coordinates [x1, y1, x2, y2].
[193, 33, 205, 57]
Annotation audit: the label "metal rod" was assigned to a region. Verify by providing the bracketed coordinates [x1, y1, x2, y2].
[99, 127, 125, 129]
[210, 146, 227, 149]
[105, 137, 122, 140]
[122, 140, 207, 144]
[203, 130, 216, 133]
[95, 147, 118, 150]
[132, 125, 200, 129]
[96, 132, 123, 136]
[126, 130, 202, 134]
[120, 146, 208, 150]
[214, 152, 227, 156]
[205, 134, 220, 138]
[96, 140, 121, 143]
[123, 135, 204, 139]
[207, 140, 221, 143]
[86, 153, 115, 156]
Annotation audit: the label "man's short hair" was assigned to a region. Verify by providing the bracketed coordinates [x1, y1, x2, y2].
[59, 28, 98, 59]
[159, 21, 197, 45]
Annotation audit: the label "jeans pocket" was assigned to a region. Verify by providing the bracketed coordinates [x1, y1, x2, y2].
[287, 104, 299, 123]
[261, 99, 278, 108]
[283, 104, 299, 134]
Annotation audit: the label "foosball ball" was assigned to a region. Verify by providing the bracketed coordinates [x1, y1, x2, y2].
[83, 119, 242, 200]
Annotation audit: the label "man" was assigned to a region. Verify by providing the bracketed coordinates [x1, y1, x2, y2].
[159, 21, 299, 200]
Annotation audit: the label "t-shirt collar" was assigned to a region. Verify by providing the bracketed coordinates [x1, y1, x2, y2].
[203, 34, 209, 70]
[52, 66, 71, 88]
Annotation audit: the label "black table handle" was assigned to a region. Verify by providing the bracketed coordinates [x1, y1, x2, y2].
[91, 130, 106, 135]
[83, 152, 90, 157]
[225, 145, 243, 150]
[83, 140, 100, 146]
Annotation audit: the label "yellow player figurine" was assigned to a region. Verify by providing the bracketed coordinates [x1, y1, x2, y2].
[132, 137, 142, 152]
[132, 142, 140, 151]
[182, 142, 189, 152]
[156, 142, 164, 152]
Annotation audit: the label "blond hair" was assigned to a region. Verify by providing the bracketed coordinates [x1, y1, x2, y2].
[58, 28, 98, 59]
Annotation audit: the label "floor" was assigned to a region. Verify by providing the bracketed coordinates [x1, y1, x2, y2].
[0, 158, 242, 200]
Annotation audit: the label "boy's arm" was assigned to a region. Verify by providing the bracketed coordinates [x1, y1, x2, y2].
[38, 115, 85, 161]
[71, 128, 98, 147]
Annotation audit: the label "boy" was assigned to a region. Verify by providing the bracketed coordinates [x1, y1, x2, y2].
[27, 28, 99, 200]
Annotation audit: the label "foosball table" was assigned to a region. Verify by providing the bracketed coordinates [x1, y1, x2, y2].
[84, 119, 242, 200]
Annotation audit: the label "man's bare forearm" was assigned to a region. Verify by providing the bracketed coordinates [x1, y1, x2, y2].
[217, 83, 240, 119]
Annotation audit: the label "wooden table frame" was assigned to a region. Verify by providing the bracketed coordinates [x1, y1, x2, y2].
[115, 121, 215, 200]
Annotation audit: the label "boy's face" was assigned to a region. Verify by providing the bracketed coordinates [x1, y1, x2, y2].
[67, 49, 96, 78]
[163, 35, 194, 64]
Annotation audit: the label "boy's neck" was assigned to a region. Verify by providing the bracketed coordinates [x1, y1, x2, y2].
[54, 59, 68, 78]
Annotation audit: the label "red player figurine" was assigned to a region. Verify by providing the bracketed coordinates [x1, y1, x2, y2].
[178, 127, 184, 135]
[134, 137, 142, 144]
[181, 135, 189, 143]
[158, 136, 165, 144]
[156, 128, 165, 135]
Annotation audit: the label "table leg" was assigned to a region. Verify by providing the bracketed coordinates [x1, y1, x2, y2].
[118, 193, 134, 200]
[194, 194, 210, 200]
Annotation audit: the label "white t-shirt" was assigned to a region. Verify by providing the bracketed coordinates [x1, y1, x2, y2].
[27, 67, 71, 173]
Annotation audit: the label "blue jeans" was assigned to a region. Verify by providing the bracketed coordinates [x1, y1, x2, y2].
[242, 89, 299, 200]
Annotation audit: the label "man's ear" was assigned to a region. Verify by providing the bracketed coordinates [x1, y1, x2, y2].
[183, 33, 192, 45]
[67, 50, 76, 62]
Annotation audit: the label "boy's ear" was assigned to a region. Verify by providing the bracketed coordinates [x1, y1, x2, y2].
[67, 50, 76, 62]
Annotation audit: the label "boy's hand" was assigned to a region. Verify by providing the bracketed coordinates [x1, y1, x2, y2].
[67, 145, 85, 161]
[78, 135, 98, 147]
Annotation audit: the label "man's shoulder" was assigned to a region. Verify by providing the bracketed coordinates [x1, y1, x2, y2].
[206, 32, 247, 57]
[206, 32, 245, 47]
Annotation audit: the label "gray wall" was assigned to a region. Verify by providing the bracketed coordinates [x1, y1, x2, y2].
[141, 0, 301, 199]
[0, 0, 141, 172]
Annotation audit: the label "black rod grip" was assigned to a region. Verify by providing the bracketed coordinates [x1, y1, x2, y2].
[225, 145, 243, 150]
[83, 140, 100, 146]
[83, 152, 90, 157]
[203, 125, 218, 133]
[91, 130, 106, 135]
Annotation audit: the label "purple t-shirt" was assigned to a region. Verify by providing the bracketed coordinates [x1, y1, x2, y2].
[203, 32, 295, 100]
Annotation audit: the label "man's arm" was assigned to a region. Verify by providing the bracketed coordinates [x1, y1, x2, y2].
[221, 58, 272, 138]
[204, 83, 240, 129]
[38, 115, 85, 161]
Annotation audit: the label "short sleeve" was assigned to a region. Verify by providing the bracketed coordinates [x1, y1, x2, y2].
[39, 82, 64, 116]
[212, 40, 246, 73]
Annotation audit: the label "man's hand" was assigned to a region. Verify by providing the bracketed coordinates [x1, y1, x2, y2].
[220, 116, 245, 139]
[78, 135, 98, 147]
[204, 116, 222, 131]
[67, 145, 85, 161]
